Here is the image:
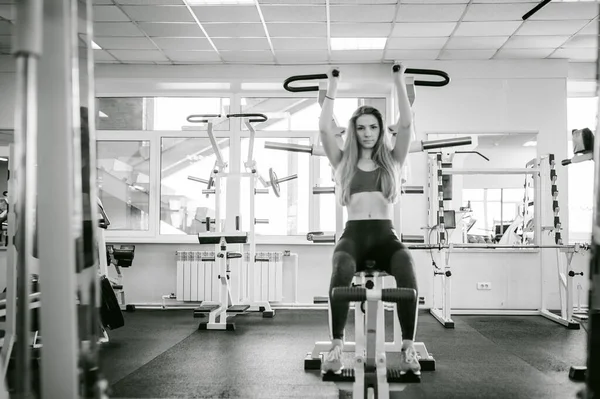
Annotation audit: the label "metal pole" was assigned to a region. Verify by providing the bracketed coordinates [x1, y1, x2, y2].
[38, 0, 80, 397]
[13, 0, 42, 397]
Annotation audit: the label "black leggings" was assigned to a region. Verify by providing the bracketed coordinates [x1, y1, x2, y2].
[329, 219, 418, 341]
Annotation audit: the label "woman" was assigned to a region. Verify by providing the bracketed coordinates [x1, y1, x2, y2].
[320, 64, 420, 377]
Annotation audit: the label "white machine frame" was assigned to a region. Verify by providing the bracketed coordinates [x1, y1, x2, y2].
[426, 152, 588, 329]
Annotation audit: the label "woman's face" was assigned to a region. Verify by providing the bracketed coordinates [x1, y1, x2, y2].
[355, 114, 380, 150]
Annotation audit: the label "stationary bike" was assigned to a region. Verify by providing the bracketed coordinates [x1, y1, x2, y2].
[321, 260, 421, 399]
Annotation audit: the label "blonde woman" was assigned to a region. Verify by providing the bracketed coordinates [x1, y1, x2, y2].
[320, 64, 420, 377]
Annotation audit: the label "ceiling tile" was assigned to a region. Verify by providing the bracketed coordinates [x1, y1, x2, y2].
[221, 51, 274, 63]
[384, 49, 440, 60]
[94, 37, 157, 50]
[152, 37, 214, 50]
[329, 0, 392, 3]
[138, 22, 204, 37]
[116, 0, 183, 4]
[93, 6, 130, 22]
[277, 50, 329, 64]
[270, 23, 327, 37]
[121, 6, 194, 22]
[439, 49, 496, 60]
[213, 38, 272, 51]
[563, 35, 597, 49]
[516, 20, 590, 36]
[527, 3, 600, 21]
[463, 4, 534, 22]
[454, 21, 520, 37]
[162, 50, 221, 62]
[271, 38, 328, 50]
[330, 5, 396, 23]
[94, 0, 115, 4]
[445, 36, 508, 50]
[397, 4, 467, 22]
[579, 19, 598, 35]
[391, 22, 455, 37]
[0, 20, 11, 35]
[402, 0, 469, 3]
[263, 0, 325, 4]
[494, 48, 555, 59]
[190, 5, 260, 23]
[472, 0, 544, 2]
[550, 48, 597, 62]
[203, 23, 266, 38]
[94, 22, 144, 36]
[386, 37, 447, 50]
[109, 49, 169, 62]
[93, 49, 118, 61]
[261, 5, 325, 22]
[331, 50, 384, 62]
[503, 35, 570, 49]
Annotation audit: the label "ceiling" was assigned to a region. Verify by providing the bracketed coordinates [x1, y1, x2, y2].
[0, 0, 598, 65]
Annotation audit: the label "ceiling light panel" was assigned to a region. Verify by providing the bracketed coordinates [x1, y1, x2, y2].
[93, 6, 129, 22]
[121, 5, 195, 22]
[261, 5, 326, 22]
[330, 5, 397, 23]
[396, 4, 467, 22]
[190, 5, 260, 22]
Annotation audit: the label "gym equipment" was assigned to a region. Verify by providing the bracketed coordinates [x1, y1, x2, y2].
[187, 113, 286, 328]
[322, 262, 420, 398]
[306, 261, 434, 387]
[426, 152, 590, 329]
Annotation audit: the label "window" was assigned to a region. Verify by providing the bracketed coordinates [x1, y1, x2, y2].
[97, 97, 231, 131]
[239, 137, 310, 235]
[566, 97, 596, 243]
[97, 140, 151, 231]
[160, 137, 230, 235]
[240, 97, 387, 131]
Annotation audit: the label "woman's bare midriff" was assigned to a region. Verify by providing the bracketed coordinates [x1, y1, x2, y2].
[346, 191, 393, 220]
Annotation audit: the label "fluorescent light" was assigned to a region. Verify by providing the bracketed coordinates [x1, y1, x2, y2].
[523, 141, 537, 147]
[241, 83, 283, 90]
[187, 0, 254, 4]
[331, 38, 387, 51]
[92, 41, 101, 50]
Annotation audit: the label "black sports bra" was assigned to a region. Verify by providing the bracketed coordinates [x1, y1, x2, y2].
[349, 168, 382, 196]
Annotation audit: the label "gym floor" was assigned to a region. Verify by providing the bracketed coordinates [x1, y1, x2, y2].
[99, 309, 587, 399]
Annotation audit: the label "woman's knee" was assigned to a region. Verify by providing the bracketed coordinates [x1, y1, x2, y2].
[330, 251, 356, 289]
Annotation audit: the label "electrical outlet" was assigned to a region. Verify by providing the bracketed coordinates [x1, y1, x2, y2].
[477, 282, 492, 290]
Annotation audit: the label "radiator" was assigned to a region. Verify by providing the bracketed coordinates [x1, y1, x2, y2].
[176, 251, 284, 303]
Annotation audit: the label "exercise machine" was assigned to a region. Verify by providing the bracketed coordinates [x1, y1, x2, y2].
[187, 113, 296, 329]
[322, 261, 420, 398]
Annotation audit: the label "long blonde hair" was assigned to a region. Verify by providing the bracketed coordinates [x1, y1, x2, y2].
[335, 106, 400, 206]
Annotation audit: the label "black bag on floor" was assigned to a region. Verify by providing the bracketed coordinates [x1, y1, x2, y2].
[100, 275, 124, 330]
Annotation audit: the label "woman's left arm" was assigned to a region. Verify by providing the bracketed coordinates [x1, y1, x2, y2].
[391, 63, 414, 167]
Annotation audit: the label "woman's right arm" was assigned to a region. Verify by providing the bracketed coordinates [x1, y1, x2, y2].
[319, 69, 343, 168]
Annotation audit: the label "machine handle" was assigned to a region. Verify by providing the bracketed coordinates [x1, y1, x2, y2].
[226, 113, 268, 123]
[421, 137, 472, 150]
[381, 288, 417, 304]
[283, 69, 339, 92]
[186, 114, 221, 123]
[404, 67, 450, 87]
[332, 287, 367, 302]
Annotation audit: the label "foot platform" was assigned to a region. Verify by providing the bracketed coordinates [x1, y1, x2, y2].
[193, 304, 220, 318]
[226, 305, 250, 313]
[322, 368, 421, 383]
[304, 351, 436, 372]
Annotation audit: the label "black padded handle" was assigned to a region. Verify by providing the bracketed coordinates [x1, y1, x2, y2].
[395, 66, 450, 87]
[332, 287, 367, 302]
[227, 113, 268, 123]
[187, 114, 221, 123]
[283, 69, 339, 92]
[382, 288, 417, 304]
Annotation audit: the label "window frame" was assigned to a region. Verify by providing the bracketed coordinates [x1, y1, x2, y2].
[97, 90, 393, 245]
